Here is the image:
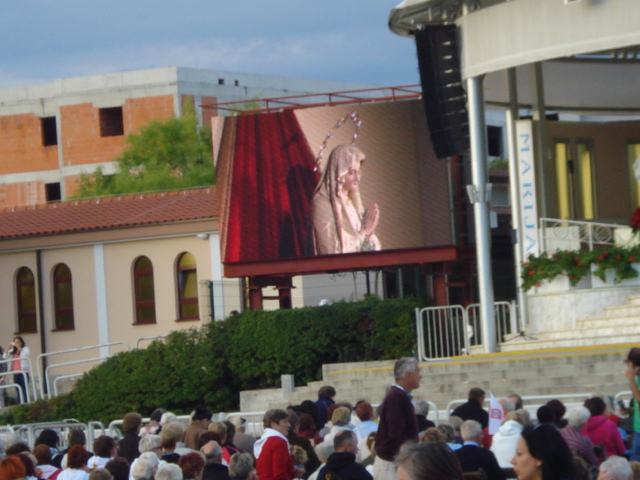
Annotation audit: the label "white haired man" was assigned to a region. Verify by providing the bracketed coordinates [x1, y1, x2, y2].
[598, 456, 633, 480]
[454, 420, 505, 480]
[373, 357, 421, 480]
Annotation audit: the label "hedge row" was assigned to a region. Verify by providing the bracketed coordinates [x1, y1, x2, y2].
[0, 297, 417, 425]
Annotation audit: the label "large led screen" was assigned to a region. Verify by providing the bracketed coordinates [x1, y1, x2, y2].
[214, 99, 454, 264]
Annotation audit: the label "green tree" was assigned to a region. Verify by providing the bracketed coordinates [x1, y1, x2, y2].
[74, 101, 214, 198]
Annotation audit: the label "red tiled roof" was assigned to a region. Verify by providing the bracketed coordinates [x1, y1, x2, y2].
[0, 187, 217, 240]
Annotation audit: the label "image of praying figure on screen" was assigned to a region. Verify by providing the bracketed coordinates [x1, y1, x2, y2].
[311, 144, 381, 255]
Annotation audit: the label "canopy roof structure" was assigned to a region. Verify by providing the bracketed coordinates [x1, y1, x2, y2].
[390, 0, 640, 113]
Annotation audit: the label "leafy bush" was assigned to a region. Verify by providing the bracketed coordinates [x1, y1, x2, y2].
[0, 298, 417, 424]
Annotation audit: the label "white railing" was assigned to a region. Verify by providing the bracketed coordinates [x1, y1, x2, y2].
[415, 301, 518, 360]
[539, 217, 627, 253]
[37, 342, 130, 400]
[0, 356, 37, 403]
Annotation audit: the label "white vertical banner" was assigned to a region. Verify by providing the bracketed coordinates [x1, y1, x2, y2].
[516, 120, 540, 257]
[488, 392, 504, 435]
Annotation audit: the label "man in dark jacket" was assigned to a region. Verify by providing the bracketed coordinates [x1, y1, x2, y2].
[451, 387, 489, 429]
[318, 431, 372, 480]
[201, 441, 231, 480]
[315, 386, 336, 430]
[454, 420, 505, 480]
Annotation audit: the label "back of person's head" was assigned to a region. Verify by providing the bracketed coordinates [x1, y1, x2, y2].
[178, 452, 205, 479]
[298, 413, 316, 431]
[197, 432, 222, 450]
[521, 424, 575, 480]
[396, 441, 463, 480]
[228, 453, 254, 480]
[333, 430, 356, 451]
[315, 442, 334, 463]
[331, 406, 351, 426]
[5, 442, 30, 456]
[298, 400, 319, 424]
[468, 387, 485, 402]
[68, 427, 86, 447]
[546, 400, 567, 421]
[394, 357, 419, 381]
[105, 457, 131, 480]
[263, 409, 288, 429]
[156, 463, 183, 480]
[67, 444, 90, 469]
[35, 429, 60, 449]
[567, 406, 591, 429]
[160, 412, 177, 426]
[123, 413, 143, 434]
[150, 409, 166, 423]
[208, 421, 227, 437]
[460, 420, 482, 441]
[132, 452, 159, 480]
[0, 455, 27, 480]
[325, 404, 339, 424]
[507, 408, 531, 426]
[15, 453, 36, 477]
[499, 398, 515, 414]
[138, 434, 161, 454]
[355, 402, 374, 422]
[414, 400, 429, 417]
[93, 435, 115, 458]
[223, 421, 235, 441]
[630, 461, 640, 480]
[437, 424, 456, 443]
[286, 410, 299, 431]
[628, 348, 640, 367]
[600, 456, 633, 480]
[317, 386, 336, 398]
[161, 422, 184, 443]
[585, 396, 607, 417]
[192, 406, 212, 423]
[200, 441, 222, 464]
[509, 394, 524, 410]
[536, 405, 555, 424]
[420, 427, 446, 443]
[448, 416, 463, 433]
[32, 444, 52, 465]
[89, 469, 114, 480]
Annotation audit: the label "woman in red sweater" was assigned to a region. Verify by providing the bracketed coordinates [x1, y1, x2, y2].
[254, 409, 301, 480]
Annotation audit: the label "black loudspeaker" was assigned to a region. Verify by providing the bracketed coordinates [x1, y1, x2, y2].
[415, 25, 469, 159]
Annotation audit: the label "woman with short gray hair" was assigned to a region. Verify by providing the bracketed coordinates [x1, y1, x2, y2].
[559, 406, 598, 467]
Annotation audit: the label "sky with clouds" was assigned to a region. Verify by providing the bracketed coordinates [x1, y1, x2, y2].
[0, 1, 420, 89]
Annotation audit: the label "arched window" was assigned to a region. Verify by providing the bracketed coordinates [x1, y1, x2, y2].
[53, 263, 74, 330]
[133, 256, 156, 324]
[16, 267, 37, 333]
[177, 252, 199, 321]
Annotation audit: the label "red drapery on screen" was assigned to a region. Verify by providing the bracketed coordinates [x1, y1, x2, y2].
[224, 110, 318, 263]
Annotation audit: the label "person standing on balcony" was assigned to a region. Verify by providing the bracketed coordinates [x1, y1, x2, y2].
[4, 336, 29, 403]
[373, 357, 421, 480]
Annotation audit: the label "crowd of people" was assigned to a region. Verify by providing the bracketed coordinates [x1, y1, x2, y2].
[1, 350, 640, 480]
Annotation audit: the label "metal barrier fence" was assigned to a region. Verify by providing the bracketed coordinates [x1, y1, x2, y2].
[38, 342, 130, 400]
[415, 301, 518, 360]
[0, 356, 37, 403]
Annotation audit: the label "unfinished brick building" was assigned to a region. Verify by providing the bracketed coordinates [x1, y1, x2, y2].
[0, 67, 371, 207]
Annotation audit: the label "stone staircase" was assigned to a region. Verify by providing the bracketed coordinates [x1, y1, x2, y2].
[500, 294, 640, 352]
[239, 344, 636, 415]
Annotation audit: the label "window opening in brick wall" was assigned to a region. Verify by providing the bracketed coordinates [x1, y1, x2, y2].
[42, 117, 58, 146]
[46, 183, 61, 202]
[99, 107, 124, 137]
[218, 78, 225, 85]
